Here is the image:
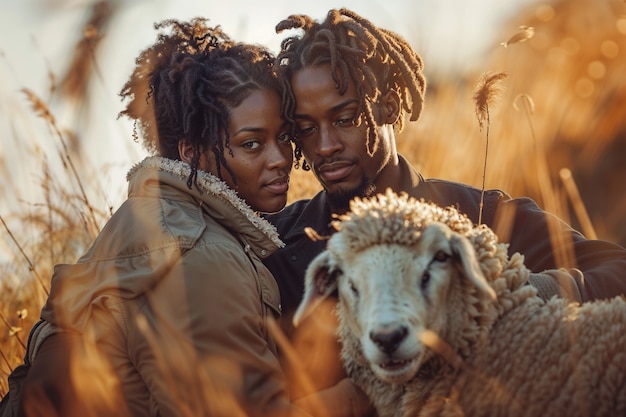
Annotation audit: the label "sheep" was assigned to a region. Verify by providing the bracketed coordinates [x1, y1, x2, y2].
[294, 189, 626, 417]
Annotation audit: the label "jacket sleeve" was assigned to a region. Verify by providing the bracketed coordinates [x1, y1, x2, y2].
[127, 242, 312, 417]
[497, 197, 626, 301]
[423, 180, 626, 302]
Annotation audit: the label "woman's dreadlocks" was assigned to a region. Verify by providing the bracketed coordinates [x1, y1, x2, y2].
[275, 8, 426, 170]
[119, 18, 282, 187]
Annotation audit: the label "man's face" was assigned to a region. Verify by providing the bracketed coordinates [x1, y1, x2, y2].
[290, 64, 396, 210]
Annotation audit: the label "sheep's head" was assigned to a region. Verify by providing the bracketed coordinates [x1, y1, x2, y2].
[294, 190, 499, 385]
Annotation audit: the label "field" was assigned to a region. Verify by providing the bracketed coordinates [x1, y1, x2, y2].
[1, 0, 625, 408]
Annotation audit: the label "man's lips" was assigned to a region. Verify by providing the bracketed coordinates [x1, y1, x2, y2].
[318, 162, 354, 182]
[265, 176, 289, 194]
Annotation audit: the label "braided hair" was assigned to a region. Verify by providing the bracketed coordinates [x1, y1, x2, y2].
[275, 8, 426, 170]
[119, 18, 282, 187]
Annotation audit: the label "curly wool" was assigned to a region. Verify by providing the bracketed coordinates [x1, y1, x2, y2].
[331, 190, 475, 250]
[330, 189, 517, 298]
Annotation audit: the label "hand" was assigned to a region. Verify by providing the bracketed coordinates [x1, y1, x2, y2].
[528, 268, 583, 302]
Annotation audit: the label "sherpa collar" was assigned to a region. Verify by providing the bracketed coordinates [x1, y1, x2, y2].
[126, 156, 284, 250]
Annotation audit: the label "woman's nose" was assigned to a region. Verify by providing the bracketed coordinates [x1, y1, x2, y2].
[267, 142, 292, 169]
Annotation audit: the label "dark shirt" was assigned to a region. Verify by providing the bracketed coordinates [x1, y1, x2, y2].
[265, 156, 626, 322]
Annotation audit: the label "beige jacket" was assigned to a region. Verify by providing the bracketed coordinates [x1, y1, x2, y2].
[37, 157, 302, 417]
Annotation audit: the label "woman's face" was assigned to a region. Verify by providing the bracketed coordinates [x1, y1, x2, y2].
[202, 88, 293, 213]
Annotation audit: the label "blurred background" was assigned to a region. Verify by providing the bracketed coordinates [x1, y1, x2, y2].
[1, 0, 625, 396]
[0, 0, 537, 213]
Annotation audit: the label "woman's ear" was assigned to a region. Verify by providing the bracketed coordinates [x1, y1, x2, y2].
[178, 139, 195, 165]
[178, 140, 216, 174]
[381, 89, 401, 124]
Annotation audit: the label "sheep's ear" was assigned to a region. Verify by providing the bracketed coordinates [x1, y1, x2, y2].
[293, 251, 340, 327]
[450, 234, 497, 300]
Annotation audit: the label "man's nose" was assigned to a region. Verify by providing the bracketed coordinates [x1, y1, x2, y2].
[317, 124, 342, 156]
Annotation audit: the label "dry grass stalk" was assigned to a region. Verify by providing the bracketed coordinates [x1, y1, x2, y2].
[473, 72, 508, 132]
[0, 349, 12, 376]
[0, 214, 48, 297]
[0, 90, 111, 397]
[304, 226, 330, 242]
[21, 88, 101, 237]
[267, 317, 331, 417]
[560, 168, 598, 240]
[135, 313, 249, 417]
[418, 329, 465, 371]
[472, 71, 508, 224]
[0, 309, 26, 351]
[59, 0, 113, 101]
[500, 25, 535, 48]
[513, 94, 536, 137]
[513, 93, 576, 270]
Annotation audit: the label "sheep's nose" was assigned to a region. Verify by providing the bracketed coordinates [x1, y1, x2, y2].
[370, 325, 408, 355]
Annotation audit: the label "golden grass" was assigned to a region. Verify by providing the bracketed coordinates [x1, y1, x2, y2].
[472, 71, 508, 224]
[1, 0, 625, 411]
[398, 0, 625, 243]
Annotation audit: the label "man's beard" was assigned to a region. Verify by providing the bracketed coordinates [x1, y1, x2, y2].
[327, 179, 377, 214]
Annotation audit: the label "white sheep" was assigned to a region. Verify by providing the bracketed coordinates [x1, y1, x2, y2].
[294, 189, 626, 417]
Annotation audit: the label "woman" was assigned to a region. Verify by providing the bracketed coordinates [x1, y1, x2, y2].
[2, 18, 371, 417]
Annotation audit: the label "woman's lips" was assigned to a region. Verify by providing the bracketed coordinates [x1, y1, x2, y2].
[265, 177, 289, 194]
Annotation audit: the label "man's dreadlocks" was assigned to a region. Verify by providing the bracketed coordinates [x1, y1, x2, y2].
[275, 8, 426, 170]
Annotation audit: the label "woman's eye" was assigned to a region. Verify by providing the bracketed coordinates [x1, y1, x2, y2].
[433, 250, 450, 262]
[242, 140, 261, 150]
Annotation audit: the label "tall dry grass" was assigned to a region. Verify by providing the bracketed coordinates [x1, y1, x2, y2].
[0, 0, 116, 399]
[400, 0, 626, 244]
[0, 88, 113, 397]
[1, 0, 625, 411]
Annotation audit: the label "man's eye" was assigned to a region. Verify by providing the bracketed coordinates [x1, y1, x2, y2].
[296, 125, 316, 137]
[278, 133, 293, 143]
[335, 117, 354, 126]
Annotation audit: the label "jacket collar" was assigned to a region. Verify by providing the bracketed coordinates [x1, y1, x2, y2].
[127, 156, 284, 253]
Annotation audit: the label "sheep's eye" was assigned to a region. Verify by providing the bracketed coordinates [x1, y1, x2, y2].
[349, 281, 359, 297]
[421, 271, 431, 290]
[433, 250, 450, 262]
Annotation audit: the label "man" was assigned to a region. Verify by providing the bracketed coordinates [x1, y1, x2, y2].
[263, 7, 626, 394]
